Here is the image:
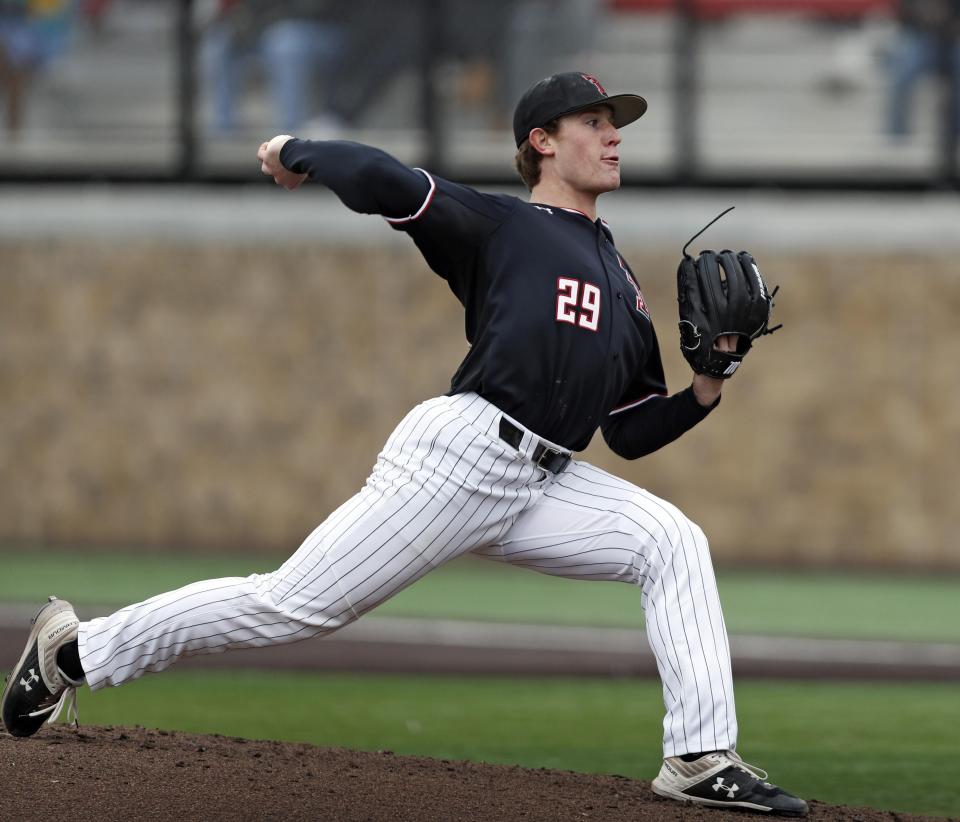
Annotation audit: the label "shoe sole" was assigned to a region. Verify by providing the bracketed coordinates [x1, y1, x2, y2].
[1, 597, 76, 737]
[652, 781, 808, 817]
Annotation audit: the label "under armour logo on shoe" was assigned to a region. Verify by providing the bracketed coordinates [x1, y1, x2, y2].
[20, 669, 39, 691]
[712, 777, 740, 799]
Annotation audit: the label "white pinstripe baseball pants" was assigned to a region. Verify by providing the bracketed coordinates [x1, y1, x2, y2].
[78, 392, 737, 757]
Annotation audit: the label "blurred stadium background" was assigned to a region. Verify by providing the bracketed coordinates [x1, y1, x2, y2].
[2, 0, 960, 184]
[2, 0, 960, 816]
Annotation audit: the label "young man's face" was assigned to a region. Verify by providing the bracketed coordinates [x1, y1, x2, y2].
[547, 106, 622, 196]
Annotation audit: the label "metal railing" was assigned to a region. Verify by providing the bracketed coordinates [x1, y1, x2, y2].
[0, 0, 956, 189]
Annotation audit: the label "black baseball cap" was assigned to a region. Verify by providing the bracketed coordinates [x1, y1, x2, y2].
[512, 72, 648, 148]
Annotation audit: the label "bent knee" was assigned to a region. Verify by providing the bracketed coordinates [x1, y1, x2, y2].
[625, 492, 708, 558]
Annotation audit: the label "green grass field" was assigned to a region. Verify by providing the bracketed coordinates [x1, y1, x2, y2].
[4, 551, 959, 816]
[2, 550, 959, 642]
[77, 671, 959, 818]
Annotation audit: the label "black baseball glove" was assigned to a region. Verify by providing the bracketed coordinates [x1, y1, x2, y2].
[677, 250, 780, 379]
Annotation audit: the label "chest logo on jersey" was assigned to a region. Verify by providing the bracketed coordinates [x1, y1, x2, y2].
[556, 277, 601, 332]
[617, 254, 649, 316]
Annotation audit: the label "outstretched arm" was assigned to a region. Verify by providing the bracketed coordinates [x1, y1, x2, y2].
[257, 134, 431, 220]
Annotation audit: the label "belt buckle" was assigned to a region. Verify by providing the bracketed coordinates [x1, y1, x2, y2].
[533, 443, 570, 474]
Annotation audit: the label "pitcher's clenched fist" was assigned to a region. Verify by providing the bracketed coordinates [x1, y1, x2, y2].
[258, 135, 308, 190]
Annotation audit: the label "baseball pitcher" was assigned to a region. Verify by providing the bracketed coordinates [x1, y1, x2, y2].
[2, 72, 803, 816]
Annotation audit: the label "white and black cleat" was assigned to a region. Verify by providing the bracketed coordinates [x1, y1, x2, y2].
[1, 596, 82, 738]
[652, 750, 809, 817]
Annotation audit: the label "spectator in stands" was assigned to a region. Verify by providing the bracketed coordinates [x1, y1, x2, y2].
[497, 0, 599, 122]
[437, 0, 600, 130]
[296, 1, 503, 132]
[202, 0, 348, 135]
[887, 0, 960, 137]
[203, 0, 599, 137]
[416, 0, 601, 130]
[0, 0, 75, 134]
[317, 0, 417, 132]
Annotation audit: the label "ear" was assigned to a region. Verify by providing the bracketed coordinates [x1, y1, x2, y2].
[529, 127, 556, 157]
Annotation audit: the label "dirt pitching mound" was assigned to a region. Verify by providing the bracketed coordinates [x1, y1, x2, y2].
[0, 726, 948, 822]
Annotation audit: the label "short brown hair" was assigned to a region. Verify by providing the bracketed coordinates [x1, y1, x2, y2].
[514, 120, 559, 190]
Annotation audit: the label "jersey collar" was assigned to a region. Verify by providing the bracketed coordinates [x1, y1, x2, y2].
[558, 206, 593, 220]
[529, 201, 614, 241]
[557, 206, 614, 238]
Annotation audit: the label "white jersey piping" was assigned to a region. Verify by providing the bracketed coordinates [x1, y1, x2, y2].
[609, 393, 666, 416]
[383, 168, 436, 224]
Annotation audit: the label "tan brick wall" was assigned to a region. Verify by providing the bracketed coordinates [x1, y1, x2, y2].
[4, 242, 957, 568]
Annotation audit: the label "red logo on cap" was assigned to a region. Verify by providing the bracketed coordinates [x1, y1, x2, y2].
[581, 74, 606, 95]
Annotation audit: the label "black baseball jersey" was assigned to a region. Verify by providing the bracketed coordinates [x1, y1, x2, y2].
[281, 139, 715, 455]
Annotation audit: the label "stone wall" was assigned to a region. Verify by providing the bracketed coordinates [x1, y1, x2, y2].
[4, 241, 958, 568]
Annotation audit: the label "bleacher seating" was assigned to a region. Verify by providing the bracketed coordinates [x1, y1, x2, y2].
[3, 0, 947, 180]
[610, 0, 893, 19]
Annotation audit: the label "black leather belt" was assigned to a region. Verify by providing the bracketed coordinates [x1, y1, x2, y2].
[498, 417, 571, 475]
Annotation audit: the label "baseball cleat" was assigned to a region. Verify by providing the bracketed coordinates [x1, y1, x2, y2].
[1, 596, 83, 738]
[652, 750, 808, 817]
